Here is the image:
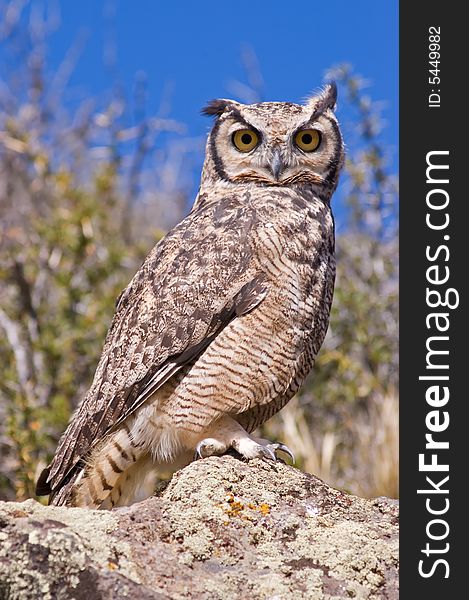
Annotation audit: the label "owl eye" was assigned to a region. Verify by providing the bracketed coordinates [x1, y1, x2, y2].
[294, 129, 321, 152]
[232, 129, 259, 152]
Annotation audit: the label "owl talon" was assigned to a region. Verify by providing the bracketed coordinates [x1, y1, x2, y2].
[259, 445, 277, 462]
[253, 440, 295, 463]
[273, 443, 295, 463]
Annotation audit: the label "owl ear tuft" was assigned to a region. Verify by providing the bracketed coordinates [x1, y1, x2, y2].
[306, 82, 338, 114]
[201, 98, 239, 118]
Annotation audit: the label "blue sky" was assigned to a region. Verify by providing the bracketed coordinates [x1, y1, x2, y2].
[4, 1, 398, 223]
[49, 1, 398, 116]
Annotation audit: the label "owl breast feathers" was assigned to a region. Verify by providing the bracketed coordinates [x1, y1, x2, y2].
[36, 83, 344, 508]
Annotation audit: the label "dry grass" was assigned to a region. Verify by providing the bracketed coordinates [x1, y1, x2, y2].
[263, 388, 399, 499]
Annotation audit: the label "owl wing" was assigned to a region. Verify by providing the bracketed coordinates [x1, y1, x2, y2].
[37, 199, 268, 496]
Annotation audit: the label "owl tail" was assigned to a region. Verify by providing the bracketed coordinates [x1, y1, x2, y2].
[49, 467, 85, 506]
[35, 463, 85, 506]
[36, 425, 149, 508]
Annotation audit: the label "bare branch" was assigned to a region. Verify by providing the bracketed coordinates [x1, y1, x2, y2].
[0, 307, 32, 392]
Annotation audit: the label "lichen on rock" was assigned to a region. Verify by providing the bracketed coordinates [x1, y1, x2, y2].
[0, 456, 398, 599]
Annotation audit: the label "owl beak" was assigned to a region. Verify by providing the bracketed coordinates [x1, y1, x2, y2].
[269, 150, 284, 181]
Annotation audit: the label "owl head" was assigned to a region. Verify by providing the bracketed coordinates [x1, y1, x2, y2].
[200, 83, 344, 198]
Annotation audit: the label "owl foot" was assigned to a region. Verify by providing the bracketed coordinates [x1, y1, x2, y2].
[194, 436, 294, 463]
[233, 437, 295, 463]
[194, 438, 229, 460]
[193, 416, 294, 463]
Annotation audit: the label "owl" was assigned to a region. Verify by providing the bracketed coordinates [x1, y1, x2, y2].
[36, 83, 344, 508]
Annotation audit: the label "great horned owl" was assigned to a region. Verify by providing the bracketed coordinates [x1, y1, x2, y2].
[36, 83, 344, 508]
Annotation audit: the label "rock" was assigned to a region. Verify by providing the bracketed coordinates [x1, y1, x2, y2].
[0, 456, 398, 599]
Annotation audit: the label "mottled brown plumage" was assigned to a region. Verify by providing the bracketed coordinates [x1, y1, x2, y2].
[36, 84, 344, 508]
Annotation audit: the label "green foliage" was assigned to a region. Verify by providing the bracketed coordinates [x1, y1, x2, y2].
[0, 5, 180, 499]
[0, 134, 153, 499]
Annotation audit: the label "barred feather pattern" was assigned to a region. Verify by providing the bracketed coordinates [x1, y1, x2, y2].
[37, 89, 343, 508]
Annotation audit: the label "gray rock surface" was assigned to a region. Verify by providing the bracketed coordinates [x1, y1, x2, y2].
[0, 456, 399, 599]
